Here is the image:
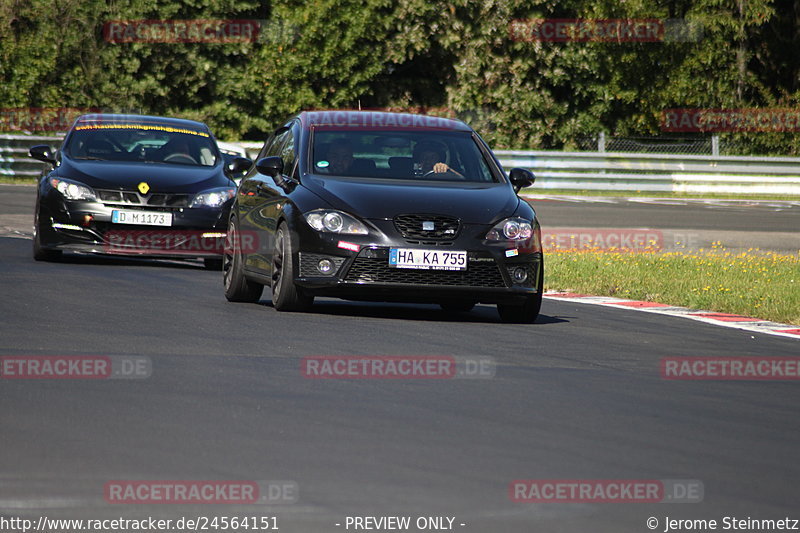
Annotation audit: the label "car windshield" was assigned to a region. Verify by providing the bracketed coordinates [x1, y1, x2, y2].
[311, 130, 498, 182]
[64, 123, 219, 166]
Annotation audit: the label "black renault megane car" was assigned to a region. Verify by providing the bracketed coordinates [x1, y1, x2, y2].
[223, 110, 543, 322]
[30, 113, 252, 268]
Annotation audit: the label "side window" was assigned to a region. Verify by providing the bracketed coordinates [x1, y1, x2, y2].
[267, 131, 289, 157]
[268, 130, 290, 157]
[255, 135, 275, 160]
[280, 131, 296, 170]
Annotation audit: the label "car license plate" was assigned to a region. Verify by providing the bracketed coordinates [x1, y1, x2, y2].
[389, 248, 467, 271]
[111, 209, 172, 226]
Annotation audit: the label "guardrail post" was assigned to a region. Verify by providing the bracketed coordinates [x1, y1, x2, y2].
[711, 135, 719, 156]
[598, 132, 606, 153]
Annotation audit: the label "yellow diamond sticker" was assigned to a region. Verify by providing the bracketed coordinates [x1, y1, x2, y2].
[138, 182, 150, 195]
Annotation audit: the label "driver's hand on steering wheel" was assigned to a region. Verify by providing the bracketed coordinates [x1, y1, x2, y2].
[431, 162, 464, 179]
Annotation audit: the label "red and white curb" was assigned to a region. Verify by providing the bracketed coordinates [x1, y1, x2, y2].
[544, 292, 800, 340]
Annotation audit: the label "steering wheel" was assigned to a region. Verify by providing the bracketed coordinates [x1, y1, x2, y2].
[164, 153, 198, 164]
[422, 169, 465, 180]
[104, 135, 126, 152]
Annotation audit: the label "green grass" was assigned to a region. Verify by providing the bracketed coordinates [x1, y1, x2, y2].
[545, 246, 800, 325]
[523, 188, 800, 201]
[0, 177, 38, 185]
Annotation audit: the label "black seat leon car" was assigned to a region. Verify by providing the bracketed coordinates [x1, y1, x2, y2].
[223, 110, 543, 323]
[29, 113, 252, 268]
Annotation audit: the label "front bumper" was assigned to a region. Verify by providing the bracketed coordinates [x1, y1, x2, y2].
[37, 196, 228, 259]
[292, 226, 542, 305]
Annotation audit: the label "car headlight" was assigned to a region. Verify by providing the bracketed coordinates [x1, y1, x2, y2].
[190, 187, 236, 208]
[304, 209, 369, 235]
[49, 178, 96, 201]
[485, 217, 533, 241]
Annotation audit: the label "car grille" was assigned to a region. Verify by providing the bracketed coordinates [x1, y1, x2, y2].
[96, 189, 191, 207]
[344, 257, 506, 288]
[393, 214, 460, 241]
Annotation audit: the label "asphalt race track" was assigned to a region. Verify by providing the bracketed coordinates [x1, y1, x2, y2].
[4, 184, 800, 233]
[1, 184, 799, 533]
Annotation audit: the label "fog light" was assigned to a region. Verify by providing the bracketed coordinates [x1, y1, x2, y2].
[317, 259, 335, 274]
[512, 267, 528, 283]
[82, 214, 93, 227]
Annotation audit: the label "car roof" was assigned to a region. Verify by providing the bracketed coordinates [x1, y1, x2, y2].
[72, 113, 211, 132]
[296, 110, 472, 133]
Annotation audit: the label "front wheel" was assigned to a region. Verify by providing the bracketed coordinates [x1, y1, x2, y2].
[223, 217, 263, 302]
[32, 209, 61, 262]
[271, 223, 313, 312]
[497, 262, 543, 324]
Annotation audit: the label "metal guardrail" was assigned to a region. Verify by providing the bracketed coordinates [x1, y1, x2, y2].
[238, 141, 263, 159]
[495, 150, 800, 195]
[4, 135, 800, 195]
[0, 134, 62, 178]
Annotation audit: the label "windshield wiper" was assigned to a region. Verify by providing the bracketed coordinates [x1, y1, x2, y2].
[73, 156, 106, 160]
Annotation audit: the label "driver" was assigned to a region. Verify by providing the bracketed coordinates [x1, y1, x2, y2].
[161, 136, 197, 163]
[412, 141, 463, 178]
[324, 139, 355, 174]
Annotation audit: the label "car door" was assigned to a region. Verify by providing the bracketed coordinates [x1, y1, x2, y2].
[260, 124, 300, 277]
[243, 124, 298, 275]
[236, 134, 273, 271]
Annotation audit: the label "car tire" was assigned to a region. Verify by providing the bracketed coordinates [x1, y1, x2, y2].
[272, 222, 313, 312]
[223, 217, 263, 302]
[32, 209, 62, 262]
[497, 261, 543, 324]
[204, 258, 223, 270]
[440, 300, 476, 313]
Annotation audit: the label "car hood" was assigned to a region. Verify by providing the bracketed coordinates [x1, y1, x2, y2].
[57, 158, 229, 192]
[301, 175, 519, 224]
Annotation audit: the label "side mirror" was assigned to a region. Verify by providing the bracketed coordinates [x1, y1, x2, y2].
[509, 167, 535, 193]
[226, 156, 252, 176]
[255, 156, 284, 178]
[30, 145, 57, 165]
